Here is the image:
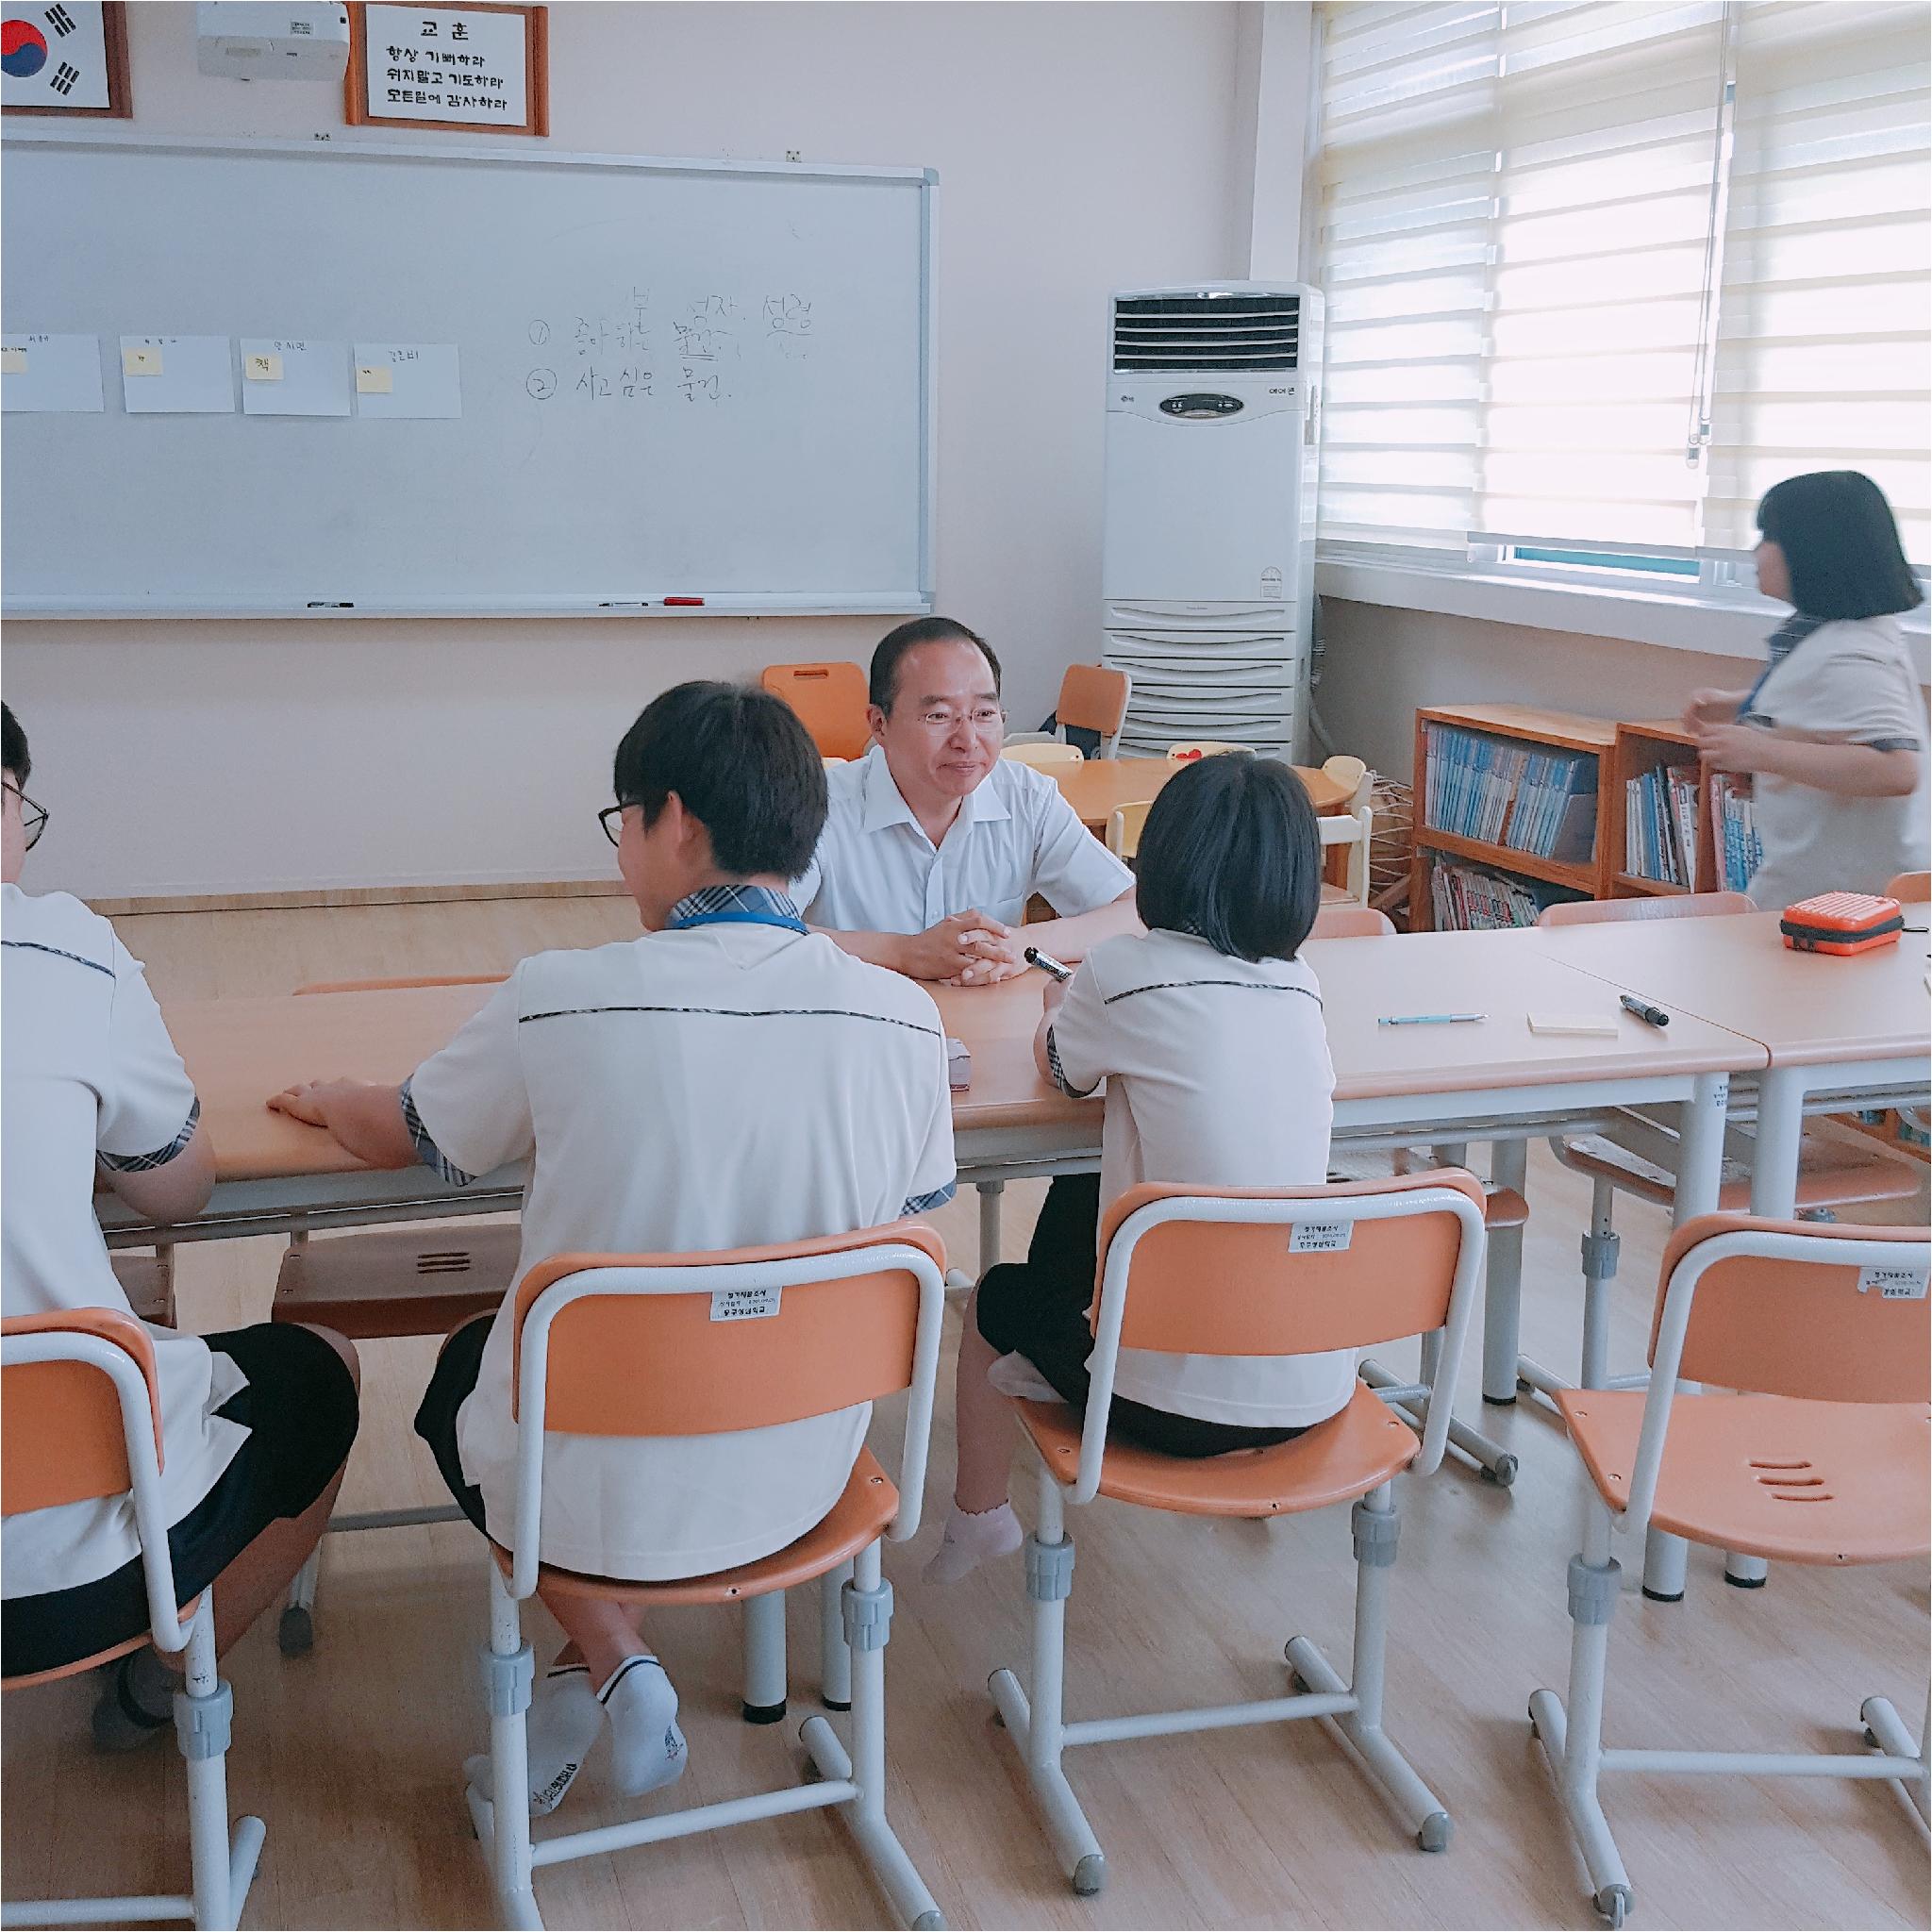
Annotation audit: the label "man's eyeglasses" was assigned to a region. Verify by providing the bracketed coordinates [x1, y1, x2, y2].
[598, 802, 633, 847]
[914, 706, 1007, 734]
[4, 780, 46, 852]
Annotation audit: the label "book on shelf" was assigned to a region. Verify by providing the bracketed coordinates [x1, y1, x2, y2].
[1423, 722, 1597, 861]
[1623, 762, 1703, 889]
[1428, 858, 1588, 931]
[1709, 771, 1762, 892]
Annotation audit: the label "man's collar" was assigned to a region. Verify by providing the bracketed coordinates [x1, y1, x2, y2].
[860, 743, 1012, 838]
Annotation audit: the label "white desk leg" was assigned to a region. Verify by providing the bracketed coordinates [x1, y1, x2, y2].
[978, 1180, 1006, 1278]
[1482, 1138, 1528, 1407]
[1720, 1064, 1808, 1590]
[1643, 1072, 1729, 1604]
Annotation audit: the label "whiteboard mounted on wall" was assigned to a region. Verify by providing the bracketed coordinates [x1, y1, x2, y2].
[0, 128, 936, 618]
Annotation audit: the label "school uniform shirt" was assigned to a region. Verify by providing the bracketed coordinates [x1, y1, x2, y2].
[1740, 614, 1930, 912]
[1042, 926, 1352, 1429]
[791, 744, 1134, 934]
[405, 887, 958, 1581]
[1, 886, 244, 1599]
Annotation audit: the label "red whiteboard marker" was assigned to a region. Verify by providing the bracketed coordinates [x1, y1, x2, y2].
[662, 595, 706, 607]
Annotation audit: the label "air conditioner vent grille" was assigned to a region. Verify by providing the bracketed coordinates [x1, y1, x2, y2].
[1113, 293, 1300, 372]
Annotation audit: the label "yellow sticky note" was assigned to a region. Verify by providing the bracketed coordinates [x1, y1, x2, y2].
[124, 345, 163, 376]
[245, 353, 284, 382]
[355, 364, 392, 395]
[0, 347, 25, 375]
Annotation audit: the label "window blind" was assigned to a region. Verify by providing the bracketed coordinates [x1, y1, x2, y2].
[1707, 1, 1931, 563]
[1313, 0, 1932, 566]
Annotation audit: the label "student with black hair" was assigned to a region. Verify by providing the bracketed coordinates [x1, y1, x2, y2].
[271, 681, 955, 1816]
[925, 751, 1350, 1584]
[1683, 470, 1927, 909]
[1, 702, 360, 1744]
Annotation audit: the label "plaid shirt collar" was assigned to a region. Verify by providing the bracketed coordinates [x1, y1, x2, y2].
[665, 883, 807, 932]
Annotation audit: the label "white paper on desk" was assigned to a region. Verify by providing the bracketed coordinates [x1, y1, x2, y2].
[1, 333, 104, 413]
[240, 338, 350, 417]
[121, 335, 235, 414]
[353, 342, 461, 420]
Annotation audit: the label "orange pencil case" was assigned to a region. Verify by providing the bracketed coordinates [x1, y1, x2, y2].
[1779, 891, 1905, 955]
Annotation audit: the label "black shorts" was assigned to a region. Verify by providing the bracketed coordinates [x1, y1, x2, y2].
[975, 1174, 1309, 1460]
[2, 1323, 359, 1677]
[412, 1313, 492, 1538]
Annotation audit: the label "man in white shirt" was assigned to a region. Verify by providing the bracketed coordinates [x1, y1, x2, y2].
[1, 702, 358, 1744]
[792, 618, 1139, 982]
[272, 681, 956, 1818]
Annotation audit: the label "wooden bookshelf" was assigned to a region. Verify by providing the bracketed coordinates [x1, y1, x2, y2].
[1607, 721, 1716, 898]
[1410, 704, 1618, 930]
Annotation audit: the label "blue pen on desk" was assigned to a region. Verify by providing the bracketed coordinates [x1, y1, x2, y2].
[1377, 1012, 1486, 1026]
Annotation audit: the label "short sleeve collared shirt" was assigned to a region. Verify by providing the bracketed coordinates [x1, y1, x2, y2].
[791, 747, 1134, 934]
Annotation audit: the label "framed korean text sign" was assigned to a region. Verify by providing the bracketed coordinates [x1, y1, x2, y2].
[346, 2, 546, 136]
[1, 1, 130, 117]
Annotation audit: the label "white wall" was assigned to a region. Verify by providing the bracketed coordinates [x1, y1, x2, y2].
[6, 0, 1254, 899]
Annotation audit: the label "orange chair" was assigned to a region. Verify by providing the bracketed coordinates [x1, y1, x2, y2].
[1311, 905, 1396, 940]
[1526, 896, 1923, 1424]
[3, 1310, 266, 1929]
[1006, 664, 1133, 759]
[988, 1173, 1488, 1894]
[1531, 1217, 1931, 1927]
[760, 661, 872, 761]
[270, 974, 516, 1654]
[1887, 870, 1929, 907]
[467, 1224, 949, 1929]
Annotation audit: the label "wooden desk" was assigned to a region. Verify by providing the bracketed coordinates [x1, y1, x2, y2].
[1053, 757, 1347, 832]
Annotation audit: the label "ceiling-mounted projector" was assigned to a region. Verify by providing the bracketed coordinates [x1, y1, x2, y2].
[196, 4, 351, 81]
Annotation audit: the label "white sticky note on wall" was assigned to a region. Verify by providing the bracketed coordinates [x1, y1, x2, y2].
[1290, 1220, 1353, 1254]
[240, 340, 349, 417]
[1, 333, 104, 413]
[121, 336, 235, 415]
[353, 342, 462, 419]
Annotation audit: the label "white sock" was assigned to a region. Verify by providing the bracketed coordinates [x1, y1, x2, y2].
[987, 1351, 1062, 1403]
[923, 1501, 1024, 1586]
[599, 1656, 688, 1798]
[464, 1662, 603, 1817]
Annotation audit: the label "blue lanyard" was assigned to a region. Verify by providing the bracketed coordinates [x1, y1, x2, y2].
[667, 907, 808, 935]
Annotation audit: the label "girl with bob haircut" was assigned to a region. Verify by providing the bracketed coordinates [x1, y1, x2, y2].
[925, 752, 1354, 1584]
[1684, 470, 1927, 909]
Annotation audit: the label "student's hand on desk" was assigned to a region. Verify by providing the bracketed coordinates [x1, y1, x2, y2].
[267, 1080, 342, 1127]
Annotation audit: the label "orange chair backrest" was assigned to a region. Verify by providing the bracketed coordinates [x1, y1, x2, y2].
[1885, 870, 1929, 904]
[2, 1310, 162, 1513]
[760, 661, 873, 761]
[294, 974, 507, 995]
[511, 1222, 946, 1437]
[1649, 1215, 1931, 1403]
[1311, 905, 1394, 940]
[1539, 891, 1753, 928]
[1057, 664, 1130, 740]
[1095, 1172, 1486, 1357]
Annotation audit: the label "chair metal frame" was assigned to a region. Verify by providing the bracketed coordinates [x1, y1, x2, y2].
[467, 1236, 949, 1931]
[987, 1179, 1488, 1896]
[1, 1320, 265, 1930]
[1530, 1221, 1932, 1928]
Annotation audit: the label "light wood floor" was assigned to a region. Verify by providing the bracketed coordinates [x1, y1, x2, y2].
[6, 898, 1927, 1931]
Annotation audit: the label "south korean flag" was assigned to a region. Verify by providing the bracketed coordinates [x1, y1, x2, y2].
[2, 1, 111, 110]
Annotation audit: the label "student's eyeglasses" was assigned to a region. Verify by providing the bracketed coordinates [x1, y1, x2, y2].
[597, 802, 634, 848]
[915, 705, 1007, 734]
[3, 780, 46, 852]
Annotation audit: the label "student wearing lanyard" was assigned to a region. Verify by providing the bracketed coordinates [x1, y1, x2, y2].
[1684, 471, 1927, 910]
[271, 683, 955, 1818]
[1, 703, 360, 1745]
[790, 617, 1140, 984]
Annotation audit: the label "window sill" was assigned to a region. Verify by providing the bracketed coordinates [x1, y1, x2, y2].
[1317, 558, 1932, 682]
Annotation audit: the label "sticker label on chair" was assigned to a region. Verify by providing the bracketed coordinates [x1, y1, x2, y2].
[710, 1284, 783, 1322]
[1290, 1220, 1353, 1254]
[1857, 1263, 1927, 1300]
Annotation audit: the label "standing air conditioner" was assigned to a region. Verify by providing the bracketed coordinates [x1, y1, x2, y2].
[1100, 283, 1323, 761]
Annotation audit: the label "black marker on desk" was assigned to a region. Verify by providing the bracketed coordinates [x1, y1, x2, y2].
[1619, 993, 1671, 1029]
[1024, 945, 1073, 982]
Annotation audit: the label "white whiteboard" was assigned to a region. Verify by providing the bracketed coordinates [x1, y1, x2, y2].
[0, 130, 935, 618]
